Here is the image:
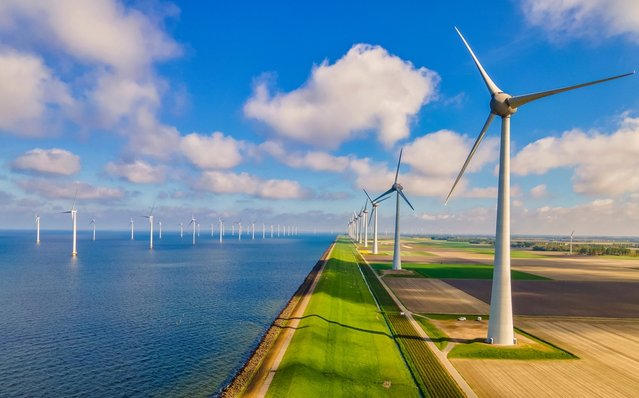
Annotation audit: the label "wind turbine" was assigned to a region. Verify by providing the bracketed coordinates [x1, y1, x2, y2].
[446, 27, 633, 345]
[35, 214, 40, 244]
[364, 190, 389, 255]
[270, 224, 273, 238]
[570, 230, 575, 255]
[211, 223, 214, 238]
[219, 218, 224, 243]
[142, 204, 155, 249]
[251, 221, 255, 240]
[231, 223, 235, 236]
[62, 195, 78, 256]
[180, 222, 184, 238]
[237, 221, 242, 241]
[197, 222, 200, 237]
[361, 199, 369, 247]
[158, 221, 162, 240]
[130, 218, 134, 240]
[188, 214, 197, 245]
[277, 224, 280, 237]
[374, 148, 414, 271]
[90, 218, 96, 241]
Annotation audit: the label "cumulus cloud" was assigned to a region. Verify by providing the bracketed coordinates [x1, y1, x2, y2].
[195, 171, 308, 199]
[11, 148, 80, 175]
[245, 44, 439, 148]
[181, 132, 244, 170]
[512, 116, 639, 195]
[260, 141, 351, 172]
[530, 184, 549, 198]
[18, 179, 125, 201]
[105, 160, 165, 184]
[521, 0, 639, 42]
[0, 50, 72, 135]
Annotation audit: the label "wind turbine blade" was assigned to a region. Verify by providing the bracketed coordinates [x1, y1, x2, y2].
[508, 71, 635, 109]
[455, 27, 501, 95]
[373, 187, 396, 203]
[363, 189, 373, 203]
[445, 112, 496, 205]
[374, 195, 391, 205]
[398, 190, 415, 211]
[394, 148, 403, 184]
[368, 207, 375, 226]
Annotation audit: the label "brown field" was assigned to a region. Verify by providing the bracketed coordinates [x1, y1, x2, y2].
[453, 318, 639, 397]
[385, 278, 489, 314]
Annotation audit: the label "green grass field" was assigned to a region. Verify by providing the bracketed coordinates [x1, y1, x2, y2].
[371, 262, 549, 280]
[413, 316, 449, 350]
[266, 239, 420, 397]
[448, 328, 577, 360]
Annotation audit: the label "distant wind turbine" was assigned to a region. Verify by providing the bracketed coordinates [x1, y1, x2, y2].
[262, 223, 266, 239]
[35, 214, 40, 244]
[188, 214, 197, 245]
[251, 221, 255, 240]
[374, 148, 414, 271]
[570, 230, 575, 255]
[130, 218, 134, 240]
[90, 218, 96, 241]
[270, 224, 273, 238]
[237, 221, 242, 241]
[62, 194, 78, 256]
[158, 221, 162, 240]
[180, 222, 184, 238]
[211, 223, 214, 238]
[365, 189, 389, 255]
[219, 218, 224, 243]
[142, 204, 155, 249]
[445, 27, 633, 346]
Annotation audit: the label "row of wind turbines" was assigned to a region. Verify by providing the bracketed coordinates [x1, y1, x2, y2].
[348, 27, 634, 346]
[35, 201, 299, 254]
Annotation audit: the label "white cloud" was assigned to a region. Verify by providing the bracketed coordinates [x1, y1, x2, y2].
[195, 171, 308, 199]
[0, 50, 72, 135]
[512, 116, 639, 196]
[0, 0, 180, 74]
[260, 141, 351, 172]
[11, 148, 80, 175]
[403, 129, 498, 176]
[530, 184, 549, 198]
[180, 132, 244, 170]
[18, 179, 125, 201]
[105, 160, 165, 184]
[245, 44, 439, 148]
[521, 0, 639, 42]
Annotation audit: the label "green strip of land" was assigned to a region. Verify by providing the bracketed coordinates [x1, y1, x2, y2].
[265, 238, 420, 397]
[371, 262, 549, 280]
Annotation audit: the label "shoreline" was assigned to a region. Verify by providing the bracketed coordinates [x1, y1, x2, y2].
[219, 240, 335, 397]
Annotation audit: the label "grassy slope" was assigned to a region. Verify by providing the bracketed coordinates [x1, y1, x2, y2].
[266, 239, 419, 398]
[371, 263, 549, 280]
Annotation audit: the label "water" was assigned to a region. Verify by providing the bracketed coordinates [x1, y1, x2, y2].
[0, 230, 334, 397]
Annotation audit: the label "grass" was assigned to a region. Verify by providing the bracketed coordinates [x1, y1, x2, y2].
[448, 328, 578, 360]
[471, 249, 547, 259]
[371, 262, 549, 280]
[266, 238, 419, 398]
[413, 316, 449, 350]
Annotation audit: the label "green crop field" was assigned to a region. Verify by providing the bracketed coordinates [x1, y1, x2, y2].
[266, 239, 419, 398]
[371, 262, 549, 280]
[413, 316, 449, 350]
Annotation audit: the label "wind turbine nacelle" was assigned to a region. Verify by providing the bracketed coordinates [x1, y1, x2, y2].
[490, 92, 518, 117]
[393, 183, 403, 191]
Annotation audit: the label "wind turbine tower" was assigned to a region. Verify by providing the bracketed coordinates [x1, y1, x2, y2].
[90, 219, 96, 241]
[62, 196, 78, 256]
[188, 215, 197, 245]
[142, 205, 155, 249]
[446, 27, 633, 345]
[159, 221, 162, 239]
[180, 223, 184, 238]
[35, 214, 40, 244]
[219, 218, 224, 243]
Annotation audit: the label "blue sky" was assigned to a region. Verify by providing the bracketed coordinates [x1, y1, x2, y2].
[1, 0, 639, 235]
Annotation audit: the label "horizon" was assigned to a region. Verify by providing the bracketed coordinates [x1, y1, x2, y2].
[1, 1, 639, 236]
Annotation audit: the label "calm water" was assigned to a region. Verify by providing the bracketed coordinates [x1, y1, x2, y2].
[0, 230, 334, 397]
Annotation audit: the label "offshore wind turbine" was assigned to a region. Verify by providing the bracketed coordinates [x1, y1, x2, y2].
[158, 221, 162, 240]
[374, 148, 414, 271]
[90, 219, 96, 241]
[35, 214, 40, 244]
[211, 223, 214, 238]
[188, 215, 197, 245]
[62, 196, 78, 256]
[142, 205, 155, 249]
[219, 218, 224, 243]
[262, 223, 265, 239]
[180, 222, 184, 238]
[237, 221, 242, 241]
[251, 221, 255, 240]
[130, 218, 134, 240]
[446, 27, 633, 345]
[270, 224, 273, 238]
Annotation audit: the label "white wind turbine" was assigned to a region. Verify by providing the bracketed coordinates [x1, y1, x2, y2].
[219, 218, 224, 243]
[142, 205, 155, 249]
[364, 190, 389, 255]
[180, 222, 184, 238]
[237, 221, 242, 241]
[35, 214, 41, 244]
[277, 224, 280, 237]
[61, 195, 78, 256]
[446, 27, 633, 345]
[90, 218, 96, 241]
[211, 223, 214, 238]
[130, 218, 135, 240]
[197, 222, 200, 237]
[374, 148, 414, 271]
[159, 221, 162, 240]
[188, 214, 197, 245]
[251, 221, 255, 240]
[270, 224, 274, 238]
[570, 230, 575, 255]
[262, 223, 266, 239]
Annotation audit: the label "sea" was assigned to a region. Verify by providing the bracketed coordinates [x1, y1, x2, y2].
[0, 229, 334, 397]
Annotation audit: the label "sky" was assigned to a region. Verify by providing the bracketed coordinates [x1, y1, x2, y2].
[1, 0, 639, 236]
